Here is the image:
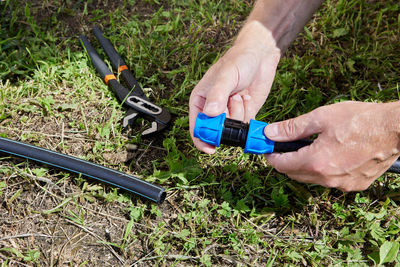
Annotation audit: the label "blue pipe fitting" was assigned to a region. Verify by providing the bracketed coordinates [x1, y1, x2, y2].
[193, 113, 275, 154]
[244, 119, 275, 154]
[193, 112, 226, 147]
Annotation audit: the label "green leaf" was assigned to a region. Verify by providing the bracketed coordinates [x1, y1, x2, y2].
[123, 219, 134, 241]
[32, 167, 48, 177]
[217, 201, 232, 217]
[340, 229, 365, 243]
[234, 199, 250, 213]
[129, 207, 143, 222]
[184, 237, 196, 251]
[379, 241, 399, 264]
[150, 204, 162, 217]
[7, 188, 22, 204]
[286, 250, 303, 262]
[42, 197, 72, 214]
[355, 193, 369, 204]
[365, 208, 387, 221]
[172, 172, 188, 185]
[24, 4, 30, 18]
[23, 250, 40, 262]
[198, 199, 210, 209]
[99, 123, 111, 139]
[0, 247, 24, 258]
[57, 103, 77, 111]
[368, 250, 379, 265]
[332, 27, 349, 38]
[370, 223, 385, 242]
[177, 229, 190, 239]
[117, 194, 131, 203]
[346, 59, 356, 73]
[271, 186, 289, 208]
[201, 254, 212, 267]
[0, 181, 6, 196]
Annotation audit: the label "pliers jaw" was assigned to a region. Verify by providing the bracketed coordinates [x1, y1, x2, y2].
[80, 26, 171, 136]
[122, 102, 171, 136]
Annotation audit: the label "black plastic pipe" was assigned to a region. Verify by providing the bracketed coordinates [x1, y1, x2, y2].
[0, 137, 166, 204]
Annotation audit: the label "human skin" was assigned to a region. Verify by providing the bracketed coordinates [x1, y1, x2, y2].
[189, 0, 400, 191]
[264, 101, 400, 192]
[189, 0, 323, 153]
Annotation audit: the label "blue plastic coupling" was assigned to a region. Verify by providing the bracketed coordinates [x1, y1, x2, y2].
[193, 112, 226, 147]
[193, 113, 275, 154]
[244, 119, 275, 154]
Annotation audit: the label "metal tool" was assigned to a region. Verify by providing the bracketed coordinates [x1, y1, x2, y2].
[80, 26, 171, 136]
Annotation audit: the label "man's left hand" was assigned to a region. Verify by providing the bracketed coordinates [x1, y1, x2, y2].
[264, 101, 400, 191]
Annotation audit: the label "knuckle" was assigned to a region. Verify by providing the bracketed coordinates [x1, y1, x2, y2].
[270, 162, 287, 174]
[307, 160, 326, 176]
[313, 106, 324, 116]
[339, 177, 373, 192]
[280, 119, 297, 138]
[274, 165, 285, 174]
[312, 106, 327, 122]
[323, 179, 340, 189]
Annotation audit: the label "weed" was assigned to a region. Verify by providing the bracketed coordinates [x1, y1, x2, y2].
[0, 0, 399, 265]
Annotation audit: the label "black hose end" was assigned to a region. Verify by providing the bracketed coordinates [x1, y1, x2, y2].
[158, 191, 167, 204]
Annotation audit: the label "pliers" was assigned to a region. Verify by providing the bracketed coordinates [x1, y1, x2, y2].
[79, 26, 171, 136]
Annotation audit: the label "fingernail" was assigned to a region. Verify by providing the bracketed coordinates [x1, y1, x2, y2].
[203, 102, 219, 115]
[265, 123, 279, 138]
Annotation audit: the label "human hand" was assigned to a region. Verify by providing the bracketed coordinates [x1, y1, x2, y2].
[264, 101, 400, 192]
[189, 22, 281, 153]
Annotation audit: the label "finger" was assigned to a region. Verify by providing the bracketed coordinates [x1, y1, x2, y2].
[265, 152, 323, 186]
[264, 110, 323, 142]
[242, 94, 257, 122]
[285, 172, 319, 185]
[189, 93, 216, 154]
[264, 143, 316, 173]
[193, 137, 216, 154]
[203, 64, 239, 117]
[227, 94, 244, 121]
[264, 152, 302, 174]
[241, 56, 278, 122]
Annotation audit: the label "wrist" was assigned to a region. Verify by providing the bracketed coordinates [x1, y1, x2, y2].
[235, 21, 279, 50]
[234, 21, 281, 62]
[242, 0, 324, 52]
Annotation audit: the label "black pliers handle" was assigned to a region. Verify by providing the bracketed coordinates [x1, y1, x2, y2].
[80, 27, 171, 136]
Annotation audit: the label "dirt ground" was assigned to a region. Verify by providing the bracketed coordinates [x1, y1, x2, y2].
[0, 84, 172, 265]
[0, 1, 249, 266]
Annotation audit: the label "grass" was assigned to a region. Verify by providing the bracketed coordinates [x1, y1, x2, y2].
[1, 0, 400, 265]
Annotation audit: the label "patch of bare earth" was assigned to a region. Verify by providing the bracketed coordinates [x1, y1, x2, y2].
[0, 83, 173, 265]
[0, 1, 259, 265]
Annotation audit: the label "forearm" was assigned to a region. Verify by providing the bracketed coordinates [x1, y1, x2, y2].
[236, 0, 324, 53]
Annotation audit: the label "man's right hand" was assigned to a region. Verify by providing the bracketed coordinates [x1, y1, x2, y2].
[189, 21, 281, 153]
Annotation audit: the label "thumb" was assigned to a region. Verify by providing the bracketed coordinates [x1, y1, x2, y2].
[264, 111, 323, 142]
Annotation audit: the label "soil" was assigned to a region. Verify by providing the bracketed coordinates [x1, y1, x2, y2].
[0, 1, 252, 265]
